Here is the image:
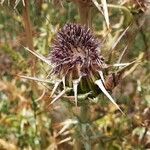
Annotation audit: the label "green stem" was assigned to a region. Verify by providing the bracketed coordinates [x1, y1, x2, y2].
[80, 104, 90, 123]
[74, 104, 91, 150]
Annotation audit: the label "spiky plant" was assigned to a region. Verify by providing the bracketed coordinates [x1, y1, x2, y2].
[21, 23, 142, 149]
[22, 23, 139, 113]
[49, 23, 124, 113]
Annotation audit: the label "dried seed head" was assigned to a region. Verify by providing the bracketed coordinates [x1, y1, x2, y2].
[50, 23, 106, 83]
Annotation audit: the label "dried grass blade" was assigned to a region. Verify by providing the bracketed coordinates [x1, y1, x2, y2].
[57, 125, 70, 136]
[95, 79, 125, 115]
[115, 60, 137, 74]
[50, 89, 66, 104]
[57, 119, 78, 137]
[92, 0, 103, 14]
[50, 80, 62, 97]
[113, 62, 134, 67]
[23, 46, 52, 66]
[101, 0, 110, 28]
[111, 26, 129, 51]
[58, 137, 72, 145]
[122, 53, 144, 78]
[117, 45, 128, 64]
[14, 0, 25, 8]
[22, 0, 25, 6]
[35, 89, 46, 102]
[0, 0, 5, 5]
[19, 75, 52, 84]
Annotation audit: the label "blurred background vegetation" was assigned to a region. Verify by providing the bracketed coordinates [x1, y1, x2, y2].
[0, 0, 150, 150]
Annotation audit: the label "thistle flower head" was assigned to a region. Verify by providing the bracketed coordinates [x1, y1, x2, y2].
[49, 23, 125, 114]
[50, 23, 106, 82]
[21, 23, 133, 114]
